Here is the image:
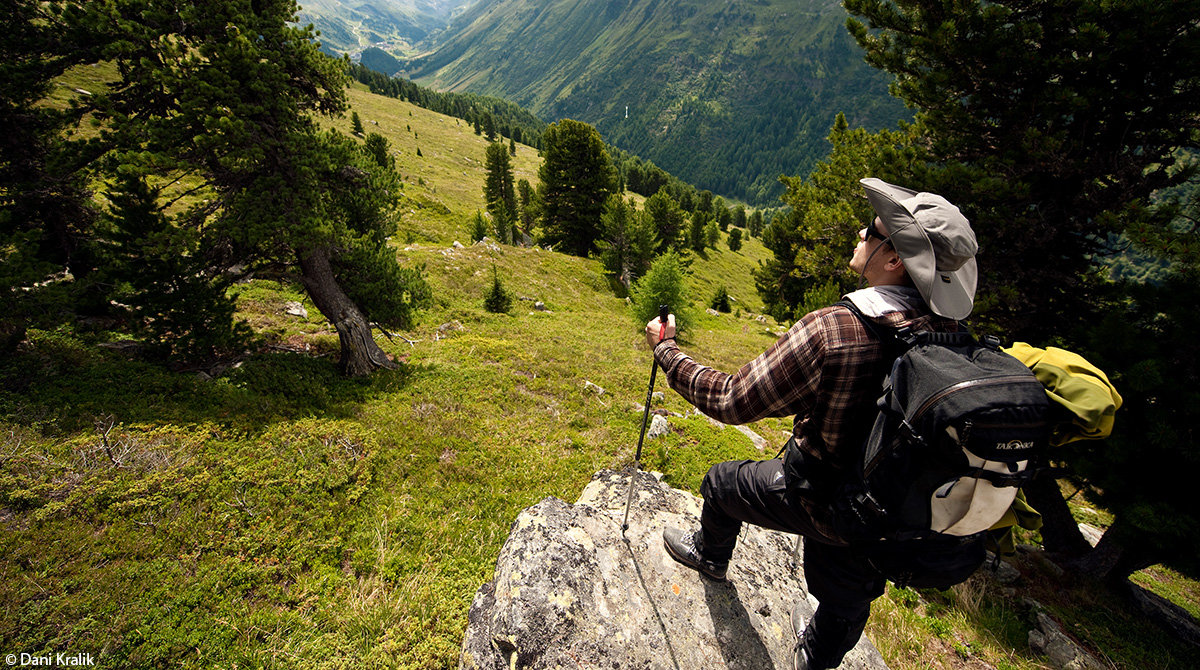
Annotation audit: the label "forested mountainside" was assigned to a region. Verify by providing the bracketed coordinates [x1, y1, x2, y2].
[400, 0, 907, 204]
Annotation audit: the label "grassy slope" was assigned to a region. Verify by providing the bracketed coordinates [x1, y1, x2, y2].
[1, 82, 1197, 670]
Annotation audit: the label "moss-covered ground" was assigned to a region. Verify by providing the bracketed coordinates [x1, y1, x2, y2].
[2, 73, 1196, 670]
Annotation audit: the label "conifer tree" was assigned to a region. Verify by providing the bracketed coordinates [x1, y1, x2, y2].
[713, 196, 732, 231]
[92, 0, 428, 375]
[516, 179, 538, 242]
[537, 119, 617, 256]
[733, 205, 747, 230]
[630, 249, 693, 332]
[1, 0, 103, 351]
[704, 219, 720, 249]
[710, 286, 732, 313]
[363, 132, 393, 168]
[484, 141, 517, 244]
[689, 210, 710, 253]
[98, 172, 249, 361]
[748, 210, 764, 238]
[644, 187, 687, 255]
[483, 112, 497, 141]
[597, 195, 657, 289]
[351, 111, 364, 135]
[483, 265, 512, 314]
[727, 227, 743, 252]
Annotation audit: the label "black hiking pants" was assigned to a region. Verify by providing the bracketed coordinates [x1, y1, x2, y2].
[699, 458, 887, 670]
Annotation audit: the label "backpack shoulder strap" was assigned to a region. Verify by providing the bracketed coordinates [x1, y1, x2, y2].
[835, 299, 910, 356]
[837, 299, 985, 350]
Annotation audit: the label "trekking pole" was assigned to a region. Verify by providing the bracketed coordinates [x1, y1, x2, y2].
[622, 304, 670, 534]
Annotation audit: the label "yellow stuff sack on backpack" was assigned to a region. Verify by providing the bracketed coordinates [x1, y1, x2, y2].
[1003, 343, 1123, 446]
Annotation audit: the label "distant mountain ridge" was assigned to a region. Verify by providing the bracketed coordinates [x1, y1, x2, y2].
[299, 0, 477, 56]
[399, 0, 907, 204]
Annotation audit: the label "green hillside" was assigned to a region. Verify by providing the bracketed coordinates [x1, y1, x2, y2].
[0, 78, 788, 668]
[298, 0, 476, 56]
[3, 79, 1197, 670]
[402, 0, 908, 205]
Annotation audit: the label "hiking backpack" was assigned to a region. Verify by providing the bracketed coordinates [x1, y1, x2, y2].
[833, 301, 1052, 544]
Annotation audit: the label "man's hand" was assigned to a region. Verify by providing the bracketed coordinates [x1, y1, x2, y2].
[645, 313, 677, 348]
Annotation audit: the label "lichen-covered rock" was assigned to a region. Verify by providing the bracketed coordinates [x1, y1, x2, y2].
[459, 470, 890, 669]
[1028, 611, 1105, 670]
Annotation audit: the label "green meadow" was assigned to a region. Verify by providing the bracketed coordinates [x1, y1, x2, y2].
[2, 78, 1196, 670]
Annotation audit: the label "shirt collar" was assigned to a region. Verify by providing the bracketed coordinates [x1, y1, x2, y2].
[844, 285, 924, 318]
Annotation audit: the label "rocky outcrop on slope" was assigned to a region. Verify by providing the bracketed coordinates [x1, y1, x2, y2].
[459, 469, 890, 670]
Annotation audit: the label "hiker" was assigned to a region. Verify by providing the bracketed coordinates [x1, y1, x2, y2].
[646, 178, 980, 670]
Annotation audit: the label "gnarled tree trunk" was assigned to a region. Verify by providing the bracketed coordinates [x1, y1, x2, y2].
[1024, 475, 1095, 557]
[1065, 516, 1156, 584]
[297, 246, 397, 377]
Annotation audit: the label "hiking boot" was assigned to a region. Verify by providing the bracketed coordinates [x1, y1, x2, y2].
[791, 602, 814, 670]
[662, 527, 728, 581]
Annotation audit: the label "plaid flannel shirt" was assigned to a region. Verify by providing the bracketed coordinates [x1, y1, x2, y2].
[653, 294, 958, 542]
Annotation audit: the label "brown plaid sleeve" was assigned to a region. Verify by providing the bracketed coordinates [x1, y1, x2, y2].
[653, 304, 935, 459]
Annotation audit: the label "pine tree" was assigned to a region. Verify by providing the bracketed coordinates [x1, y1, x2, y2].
[689, 210, 709, 253]
[537, 119, 617, 256]
[516, 179, 538, 242]
[644, 187, 687, 255]
[704, 219, 720, 249]
[483, 112, 497, 141]
[1, 0, 103, 351]
[99, 172, 249, 361]
[748, 210, 764, 238]
[710, 286, 732, 313]
[597, 195, 657, 289]
[713, 196, 731, 231]
[733, 205, 747, 230]
[630, 250, 693, 333]
[484, 141, 517, 244]
[469, 211, 489, 243]
[93, 0, 428, 375]
[483, 265, 512, 314]
[364, 132, 393, 168]
[727, 227, 743, 252]
[351, 111, 364, 135]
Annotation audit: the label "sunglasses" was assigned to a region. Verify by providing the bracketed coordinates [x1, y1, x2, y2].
[865, 219, 891, 244]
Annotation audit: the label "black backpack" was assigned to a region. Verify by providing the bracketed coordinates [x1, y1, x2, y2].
[832, 301, 1051, 551]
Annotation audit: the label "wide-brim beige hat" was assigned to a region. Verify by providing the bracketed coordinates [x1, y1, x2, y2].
[860, 178, 978, 320]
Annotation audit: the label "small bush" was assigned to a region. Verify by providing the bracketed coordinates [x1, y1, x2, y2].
[630, 250, 693, 332]
[710, 286, 732, 313]
[484, 266, 512, 314]
[728, 228, 743, 252]
[469, 211, 489, 243]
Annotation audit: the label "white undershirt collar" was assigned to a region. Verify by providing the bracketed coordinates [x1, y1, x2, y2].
[844, 285, 924, 318]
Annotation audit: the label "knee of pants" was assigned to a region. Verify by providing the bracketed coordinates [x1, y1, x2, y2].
[700, 460, 737, 501]
[804, 542, 885, 621]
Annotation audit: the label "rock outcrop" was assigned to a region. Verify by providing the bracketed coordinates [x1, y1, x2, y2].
[459, 470, 890, 670]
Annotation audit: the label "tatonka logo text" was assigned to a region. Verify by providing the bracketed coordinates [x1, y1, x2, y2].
[995, 440, 1034, 451]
